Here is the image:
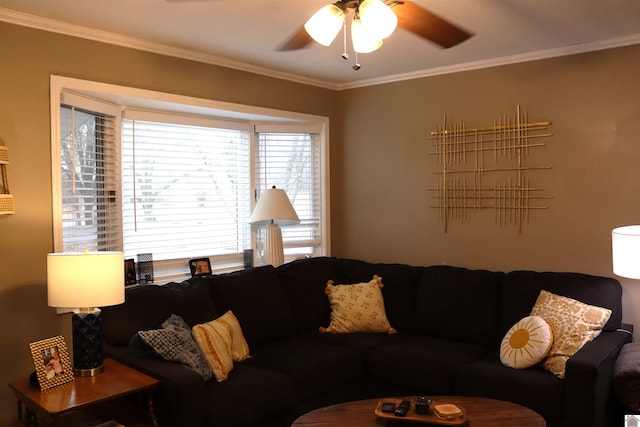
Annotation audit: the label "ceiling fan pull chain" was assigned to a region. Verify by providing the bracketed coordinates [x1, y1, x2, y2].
[353, 51, 361, 70]
[341, 20, 349, 60]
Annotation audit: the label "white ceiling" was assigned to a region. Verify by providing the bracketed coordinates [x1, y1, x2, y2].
[2, 0, 640, 89]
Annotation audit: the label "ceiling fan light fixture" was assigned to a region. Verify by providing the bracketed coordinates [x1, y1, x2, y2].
[304, 3, 346, 46]
[351, 18, 383, 53]
[358, 0, 397, 40]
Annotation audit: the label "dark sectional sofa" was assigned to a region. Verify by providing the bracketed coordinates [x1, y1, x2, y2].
[101, 257, 632, 427]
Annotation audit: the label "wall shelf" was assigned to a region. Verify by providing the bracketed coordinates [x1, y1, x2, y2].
[0, 146, 15, 215]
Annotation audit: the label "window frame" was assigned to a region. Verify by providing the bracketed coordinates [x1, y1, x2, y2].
[50, 75, 331, 279]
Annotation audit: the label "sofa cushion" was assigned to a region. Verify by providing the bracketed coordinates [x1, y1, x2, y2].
[415, 265, 504, 346]
[276, 257, 338, 332]
[204, 265, 296, 346]
[500, 270, 622, 338]
[500, 316, 553, 369]
[530, 290, 611, 378]
[102, 280, 219, 347]
[367, 335, 491, 394]
[202, 363, 297, 426]
[301, 329, 412, 355]
[136, 314, 213, 381]
[321, 275, 396, 334]
[246, 336, 363, 401]
[336, 258, 422, 332]
[455, 353, 565, 424]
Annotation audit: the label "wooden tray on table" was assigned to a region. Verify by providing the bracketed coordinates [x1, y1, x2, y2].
[375, 398, 466, 425]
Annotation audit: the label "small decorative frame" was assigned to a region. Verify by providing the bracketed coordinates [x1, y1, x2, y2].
[189, 258, 212, 277]
[124, 258, 137, 286]
[29, 335, 74, 390]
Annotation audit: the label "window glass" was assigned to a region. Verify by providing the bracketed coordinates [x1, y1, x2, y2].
[59, 105, 121, 252]
[256, 132, 321, 258]
[121, 119, 251, 261]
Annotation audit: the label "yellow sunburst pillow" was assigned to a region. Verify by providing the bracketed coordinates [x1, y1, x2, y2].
[500, 315, 553, 369]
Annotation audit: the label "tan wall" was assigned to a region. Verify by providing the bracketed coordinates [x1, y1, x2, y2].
[2, 18, 640, 427]
[333, 45, 640, 337]
[0, 22, 337, 426]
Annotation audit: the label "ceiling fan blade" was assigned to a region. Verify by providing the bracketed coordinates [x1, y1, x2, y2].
[276, 26, 314, 51]
[393, 1, 472, 48]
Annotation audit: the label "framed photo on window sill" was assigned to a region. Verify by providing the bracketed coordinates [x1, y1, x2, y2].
[189, 258, 212, 277]
[124, 258, 137, 286]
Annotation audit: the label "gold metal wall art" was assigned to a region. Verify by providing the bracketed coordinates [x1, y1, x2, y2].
[428, 106, 552, 234]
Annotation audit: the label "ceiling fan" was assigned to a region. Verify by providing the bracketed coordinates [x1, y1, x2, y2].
[277, 0, 472, 58]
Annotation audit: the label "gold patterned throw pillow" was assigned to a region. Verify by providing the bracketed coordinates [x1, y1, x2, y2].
[530, 290, 611, 378]
[320, 275, 397, 334]
[192, 310, 250, 382]
[500, 315, 553, 369]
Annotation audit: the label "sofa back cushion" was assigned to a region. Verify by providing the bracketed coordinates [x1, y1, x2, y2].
[276, 257, 338, 332]
[335, 258, 422, 332]
[499, 270, 622, 338]
[415, 265, 504, 346]
[101, 280, 219, 346]
[204, 265, 296, 347]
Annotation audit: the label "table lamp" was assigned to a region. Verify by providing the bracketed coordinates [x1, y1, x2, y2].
[612, 225, 640, 279]
[249, 186, 299, 267]
[47, 251, 125, 376]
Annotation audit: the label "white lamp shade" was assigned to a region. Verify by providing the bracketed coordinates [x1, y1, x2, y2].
[351, 18, 383, 53]
[612, 225, 640, 279]
[304, 3, 345, 46]
[358, 0, 398, 40]
[249, 187, 300, 225]
[48, 251, 125, 308]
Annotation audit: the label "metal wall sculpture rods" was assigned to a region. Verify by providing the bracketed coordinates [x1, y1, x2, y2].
[428, 105, 552, 234]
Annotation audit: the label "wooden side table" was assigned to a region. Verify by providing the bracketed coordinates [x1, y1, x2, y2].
[9, 358, 159, 427]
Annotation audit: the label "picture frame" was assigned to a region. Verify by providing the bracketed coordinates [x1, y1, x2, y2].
[243, 249, 254, 269]
[124, 258, 137, 286]
[189, 257, 212, 277]
[29, 335, 74, 390]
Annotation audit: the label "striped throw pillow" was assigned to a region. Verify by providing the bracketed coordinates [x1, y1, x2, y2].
[192, 310, 250, 382]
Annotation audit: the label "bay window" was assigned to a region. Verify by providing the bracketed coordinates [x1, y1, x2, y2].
[51, 76, 329, 282]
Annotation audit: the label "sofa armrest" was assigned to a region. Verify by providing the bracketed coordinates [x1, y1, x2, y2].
[563, 329, 632, 427]
[104, 344, 207, 427]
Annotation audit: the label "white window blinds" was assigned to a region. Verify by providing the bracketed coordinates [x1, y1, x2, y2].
[59, 105, 121, 252]
[255, 130, 322, 258]
[121, 116, 251, 261]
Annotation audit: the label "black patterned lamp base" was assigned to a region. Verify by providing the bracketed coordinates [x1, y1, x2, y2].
[72, 309, 104, 377]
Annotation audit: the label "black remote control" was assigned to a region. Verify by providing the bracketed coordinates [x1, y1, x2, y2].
[394, 400, 411, 417]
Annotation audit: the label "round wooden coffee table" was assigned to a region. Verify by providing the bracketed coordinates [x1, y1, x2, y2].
[292, 396, 546, 427]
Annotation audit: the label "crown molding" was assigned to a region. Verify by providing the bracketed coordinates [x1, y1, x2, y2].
[3, 7, 640, 92]
[0, 7, 338, 90]
[336, 33, 640, 90]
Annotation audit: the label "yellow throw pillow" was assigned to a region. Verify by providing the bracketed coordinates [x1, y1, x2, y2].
[216, 310, 250, 362]
[530, 290, 611, 378]
[320, 275, 397, 334]
[192, 317, 233, 382]
[192, 310, 250, 382]
[500, 315, 553, 369]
